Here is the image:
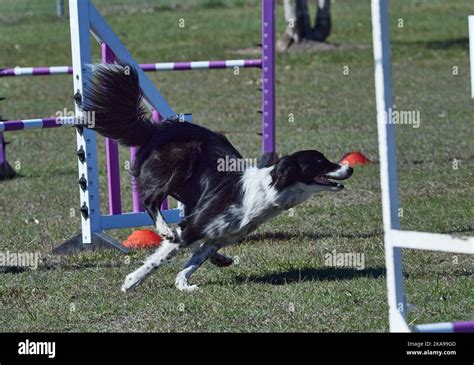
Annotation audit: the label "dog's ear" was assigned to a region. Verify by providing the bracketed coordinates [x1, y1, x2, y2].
[270, 156, 300, 190]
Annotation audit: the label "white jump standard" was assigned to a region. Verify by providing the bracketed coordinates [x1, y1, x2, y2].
[371, 0, 474, 333]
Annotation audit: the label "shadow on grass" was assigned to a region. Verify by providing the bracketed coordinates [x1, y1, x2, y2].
[235, 266, 386, 285]
[394, 37, 469, 50]
[0, 266, 28, 274]
[246, 230, 381, 242]
[246, 225, 474, 244]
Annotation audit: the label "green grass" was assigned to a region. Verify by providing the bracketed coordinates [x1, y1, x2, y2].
[0, 0, 472, 332]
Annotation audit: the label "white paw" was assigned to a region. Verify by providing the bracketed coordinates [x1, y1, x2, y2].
[175, 277, 200, 292]
[177, 284, 200, 292]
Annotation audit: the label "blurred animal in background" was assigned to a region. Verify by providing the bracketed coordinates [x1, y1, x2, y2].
[278, 0, 331, 51]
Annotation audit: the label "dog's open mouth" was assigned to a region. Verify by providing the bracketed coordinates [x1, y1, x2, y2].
[313, 175, 344, 189]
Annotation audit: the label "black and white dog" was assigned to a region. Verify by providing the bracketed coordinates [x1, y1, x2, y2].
[82, 63, 353, 292]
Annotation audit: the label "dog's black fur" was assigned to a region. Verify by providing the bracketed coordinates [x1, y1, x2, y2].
[82, 63, 353, 291]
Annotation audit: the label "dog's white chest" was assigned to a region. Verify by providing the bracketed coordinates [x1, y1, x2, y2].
[203, 167, 281, 242]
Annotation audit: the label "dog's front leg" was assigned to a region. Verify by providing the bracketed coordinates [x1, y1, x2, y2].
[154, 210, 178, 241]
[144, 194, 179, 242]
[175, 244, 218, 292]
[122, 240, 181, 292]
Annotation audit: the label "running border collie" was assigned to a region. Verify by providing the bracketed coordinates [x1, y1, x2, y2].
[81, 63, 353, 292]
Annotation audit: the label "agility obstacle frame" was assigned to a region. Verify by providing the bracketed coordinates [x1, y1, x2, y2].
[371, 0, 474, 332]
[0, 0, 276, 253]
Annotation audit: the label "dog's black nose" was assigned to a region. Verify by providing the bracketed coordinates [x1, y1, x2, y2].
[347, 167, 354, 177]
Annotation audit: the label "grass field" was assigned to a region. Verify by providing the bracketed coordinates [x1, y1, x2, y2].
[0, 0, 472, 332]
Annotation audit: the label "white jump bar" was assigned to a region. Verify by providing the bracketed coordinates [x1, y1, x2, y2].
[390, 230, 474, 255]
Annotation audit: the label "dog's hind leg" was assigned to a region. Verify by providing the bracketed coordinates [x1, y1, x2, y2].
[175, 243, 218, 292]
[121, 240, 181, 292]
[210, 252, 233, 267]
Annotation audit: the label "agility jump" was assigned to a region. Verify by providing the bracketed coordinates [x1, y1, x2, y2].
[0, 0, 276, 254]
[371, 0, 474, 333]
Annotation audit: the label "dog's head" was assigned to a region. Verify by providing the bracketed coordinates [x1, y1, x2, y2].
[270, 150, 353, 192]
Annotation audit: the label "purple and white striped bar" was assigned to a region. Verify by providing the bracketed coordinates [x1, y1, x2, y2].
[140, 59, 261, 71]
[0, 117, 75, 132]
[0, 66, 73, 77]
[415, 321, 474, 333]
[0, 59, 261, 77]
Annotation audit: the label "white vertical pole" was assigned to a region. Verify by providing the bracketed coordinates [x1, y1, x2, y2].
[371, 0, 407, 332]
[69, 0, 102, 244]
[469, 16, 474, 99]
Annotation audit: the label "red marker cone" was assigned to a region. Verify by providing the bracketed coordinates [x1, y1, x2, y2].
[339, 151, 371, 167]
[123, 229, 162, 249]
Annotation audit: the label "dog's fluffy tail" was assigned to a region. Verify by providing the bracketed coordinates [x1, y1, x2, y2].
[82, 63, 157, 147]
[82, 62, 227, 149]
